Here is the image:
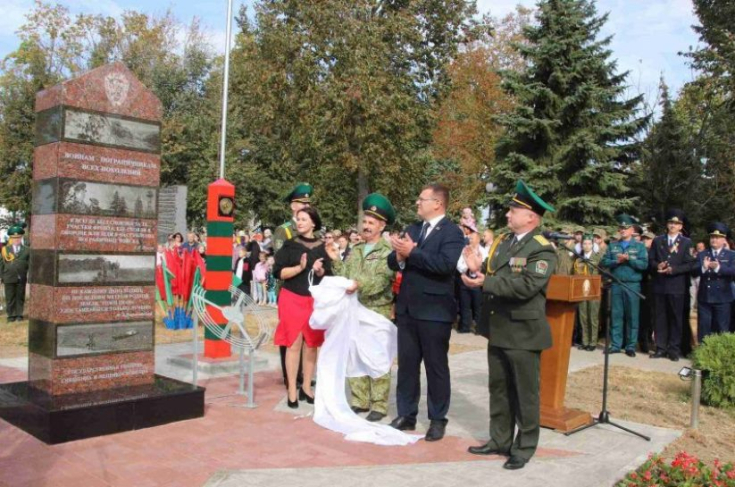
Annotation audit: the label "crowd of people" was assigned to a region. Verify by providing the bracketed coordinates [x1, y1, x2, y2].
[149, 181, 734, 470]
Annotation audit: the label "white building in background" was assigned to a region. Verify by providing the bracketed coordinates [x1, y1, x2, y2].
[0, 207, 13, 242]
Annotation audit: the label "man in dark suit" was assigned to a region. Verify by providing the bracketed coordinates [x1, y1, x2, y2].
[387, 183, 464, 442]
[0, 226, 30, 322]
[694, 222, 735, 342]
[463, 180, 556, 470]
[649, 209, 697, 361]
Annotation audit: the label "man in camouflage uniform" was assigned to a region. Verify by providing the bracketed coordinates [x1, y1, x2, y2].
[273, 183, 312, 387]
[330, 193, 396, 422]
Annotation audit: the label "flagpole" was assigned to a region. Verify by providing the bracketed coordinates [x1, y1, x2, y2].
[219, 0, 234, 179]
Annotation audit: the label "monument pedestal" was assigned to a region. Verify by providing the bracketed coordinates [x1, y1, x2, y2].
[0, 375, 203, 444]
[0, 63, 204, 445]
[540, 275, 601, 432]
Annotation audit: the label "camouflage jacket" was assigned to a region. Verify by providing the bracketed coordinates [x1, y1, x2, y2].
[273, 220, 295, 254]
[333, 238, 395, 319]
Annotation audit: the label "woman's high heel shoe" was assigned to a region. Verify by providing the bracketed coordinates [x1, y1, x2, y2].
[287, 394, 299, 409]
[299, 387, 315, 405]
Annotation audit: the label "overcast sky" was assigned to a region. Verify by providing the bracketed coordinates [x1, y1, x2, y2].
[1, 0, 701, 103]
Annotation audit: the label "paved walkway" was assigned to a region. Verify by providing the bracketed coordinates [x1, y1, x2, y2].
[0, 331, 688, 487]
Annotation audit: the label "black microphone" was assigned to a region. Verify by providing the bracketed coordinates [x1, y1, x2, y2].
[543, 231, 576, 240]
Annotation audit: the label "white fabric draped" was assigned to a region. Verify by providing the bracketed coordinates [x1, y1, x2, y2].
[309, 276, 422, 446]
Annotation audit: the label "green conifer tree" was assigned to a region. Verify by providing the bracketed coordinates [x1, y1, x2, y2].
[490, 0, 648, 226]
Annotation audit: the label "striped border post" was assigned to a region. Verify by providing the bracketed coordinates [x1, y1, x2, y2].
[204, 179, 235, 358]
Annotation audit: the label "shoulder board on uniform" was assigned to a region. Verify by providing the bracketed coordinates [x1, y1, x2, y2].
[534, 234, 551, 246]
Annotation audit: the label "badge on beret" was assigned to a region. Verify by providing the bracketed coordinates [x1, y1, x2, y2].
[535, 261, 549, 275]
[371, 206, 377, 211]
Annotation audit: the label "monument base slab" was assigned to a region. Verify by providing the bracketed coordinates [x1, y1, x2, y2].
[0, 375, 204, 444]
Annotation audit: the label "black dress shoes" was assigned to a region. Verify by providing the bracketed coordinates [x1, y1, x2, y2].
[650, 351, 667, 359]
[351, 406, 369, 414]
[286, 397, 298, 409]
[586, 345, 596, 352]
[389, 416, 416, 431]
[365, 411, 386, 422]
[503, 456, 528, 470]
[668, 353, 680, 362]
[467, 442, 507, 456]
[625, 350, 636, 358]
[424, 420, 447, 442]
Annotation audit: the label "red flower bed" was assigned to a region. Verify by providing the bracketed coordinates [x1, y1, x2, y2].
[618, 452, 735, 486]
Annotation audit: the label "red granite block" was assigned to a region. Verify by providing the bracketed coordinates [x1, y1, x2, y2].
[28, 284, 155, 324]
[34, 142, 160, 186]
[29, 351, 154, 395]
[54, 215, 157, 252]
[35, 62, 162, 121]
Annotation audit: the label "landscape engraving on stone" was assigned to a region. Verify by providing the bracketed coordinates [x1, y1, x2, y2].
[57, 321, 153, 357]
[64, 108, 160, 152]
[58, 254, 155, 285]
[34, 179, 157, 218]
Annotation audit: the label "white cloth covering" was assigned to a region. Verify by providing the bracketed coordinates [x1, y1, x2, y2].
[309, 276, 422, 446]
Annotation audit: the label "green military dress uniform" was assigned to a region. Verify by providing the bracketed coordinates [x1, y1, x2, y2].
[273, 183, 313, 253]
[600, 215, 648, 353]
[333, 193, 396, 417]
[1, 226, 30, 321]
[573, 236, 603, 350]
[475, 181, 557, 467]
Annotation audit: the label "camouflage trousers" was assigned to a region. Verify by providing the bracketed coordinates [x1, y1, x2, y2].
[348, 373, 391, 414]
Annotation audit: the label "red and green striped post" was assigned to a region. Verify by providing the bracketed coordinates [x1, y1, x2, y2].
[204, 179, 236, 358]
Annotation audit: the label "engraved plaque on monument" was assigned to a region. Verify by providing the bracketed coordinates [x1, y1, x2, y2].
[0, 63, 203, 444]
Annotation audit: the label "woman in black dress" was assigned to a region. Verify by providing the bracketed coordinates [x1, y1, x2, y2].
[273, 207, 332, 408]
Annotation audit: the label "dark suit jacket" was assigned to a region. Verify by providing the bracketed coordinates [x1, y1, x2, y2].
[0, 245, 30, 284]
[388, 216, 464, 323]
[648, 234, 696, 294]
[694, 248, 735, 304]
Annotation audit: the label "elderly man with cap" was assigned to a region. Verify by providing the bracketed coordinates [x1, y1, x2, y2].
[694, 223, 735, 342]
[273, 183, 313, 388]
[463, 180, 556, 470]
[0, 226, 30, 322]
[648, 209, 696, 361]
[601, 215, 649, 357]
[326, 193, 397, 422]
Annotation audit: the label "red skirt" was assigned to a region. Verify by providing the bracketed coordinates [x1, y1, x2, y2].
[274, 288, 325, 348]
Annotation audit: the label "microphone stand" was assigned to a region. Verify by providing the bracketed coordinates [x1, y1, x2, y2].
[554, 239, 651, 441]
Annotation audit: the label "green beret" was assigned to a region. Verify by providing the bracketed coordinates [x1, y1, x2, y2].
[582, 233, 594, 241]
[508, 180, 555, 216]
[362, 193, 396, 225]
[284, 183, 313, 203]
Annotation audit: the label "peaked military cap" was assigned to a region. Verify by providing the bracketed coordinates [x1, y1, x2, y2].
[508, 180, 555, 216]
[7, 225, 24, 237]
[707, 222, 729, 238]
[284, 183, 313, 203]
[641, 231, 656, 240]
[666, 209, 686, 224]
[362, 193, 396, 225]
[615, 214, 638, 228]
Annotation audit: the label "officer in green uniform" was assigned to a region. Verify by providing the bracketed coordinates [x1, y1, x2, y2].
[273, 183, 312, 387]
[600, 215, 648, 357]
[464, 180, 556, 470]
[574, 234, 603, 351]
[273, 183, 313, 253]
[329, 193, 396, 422]
[1, 226, 30, 322]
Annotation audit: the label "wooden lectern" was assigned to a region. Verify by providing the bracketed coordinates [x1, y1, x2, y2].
[540, 274, 602, 432]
